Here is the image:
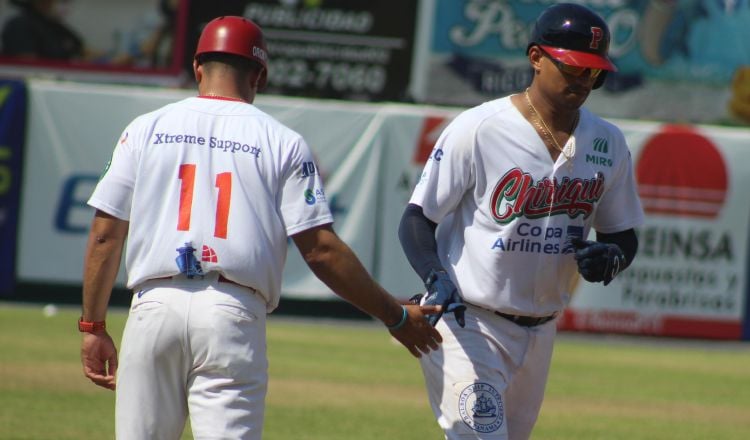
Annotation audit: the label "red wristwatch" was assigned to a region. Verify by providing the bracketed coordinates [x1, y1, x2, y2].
[78, 318, 106, 333]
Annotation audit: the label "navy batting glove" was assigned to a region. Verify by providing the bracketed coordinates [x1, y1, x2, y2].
[571, 238, 626, 286]
[424, 269, 466, 327]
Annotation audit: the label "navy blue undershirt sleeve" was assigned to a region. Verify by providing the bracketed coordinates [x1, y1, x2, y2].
[597, 228, 638, 268]
[398, 203, 445, 282]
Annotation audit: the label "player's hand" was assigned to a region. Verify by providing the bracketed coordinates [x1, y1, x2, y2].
[571, 238, 626, 286]
[423, 269, 466, 327]
[81, 331, 118, 390]
[389, 304, 443, 358]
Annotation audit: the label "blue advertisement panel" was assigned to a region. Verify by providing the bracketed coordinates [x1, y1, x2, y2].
[745, 240, 750, 341]
[0, 79, 26, 295]
[423, 0, 750, 126]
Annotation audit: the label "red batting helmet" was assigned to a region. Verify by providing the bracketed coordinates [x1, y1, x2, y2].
[195, 16, 269, 89]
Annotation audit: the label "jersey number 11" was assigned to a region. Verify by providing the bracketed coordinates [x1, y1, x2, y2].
[177, 163, 231, 239]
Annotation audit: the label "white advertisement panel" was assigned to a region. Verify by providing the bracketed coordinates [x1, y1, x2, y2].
[15, 80, 750, 338]
[18, 82, 190, 285]
[17, 80, 440, 299]
[561, 123, 750, 339]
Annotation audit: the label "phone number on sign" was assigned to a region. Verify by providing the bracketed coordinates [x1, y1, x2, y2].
[268, 59, 388, 94]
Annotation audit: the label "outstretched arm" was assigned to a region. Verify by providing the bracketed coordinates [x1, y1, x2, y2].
[80, 210, 128, 390]
[292, 223, 442, 357]
[398, 203, 466, 327]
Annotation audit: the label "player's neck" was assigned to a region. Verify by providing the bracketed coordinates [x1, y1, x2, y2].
[197, 82, 255, 104]
[198, 93, 248, 103]
[521, 88, 578, 131]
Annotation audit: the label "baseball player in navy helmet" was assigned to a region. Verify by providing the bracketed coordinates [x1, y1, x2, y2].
[399, 4, 643, 439]
[79, 16, 441, 439]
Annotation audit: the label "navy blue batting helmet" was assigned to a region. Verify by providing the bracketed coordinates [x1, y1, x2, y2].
[528, 3, 616, 88]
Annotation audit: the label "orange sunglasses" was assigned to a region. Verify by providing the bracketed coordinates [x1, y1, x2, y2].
[540, 48, 603, 79]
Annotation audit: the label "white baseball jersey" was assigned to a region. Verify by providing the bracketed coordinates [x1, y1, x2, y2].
[88, 96, 333, 311]
[410, 96, 643, 316]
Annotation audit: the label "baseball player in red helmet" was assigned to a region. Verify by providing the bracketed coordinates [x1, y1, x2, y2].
[399, 4, 643, 439]
[79, 16, 441, 439]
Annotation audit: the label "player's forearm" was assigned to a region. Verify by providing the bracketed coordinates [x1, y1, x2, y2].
[81, 213, 128, 321]
[82, 238, 124, 321]
[596, 228, 638, 269]
[297, 232, 403, 325]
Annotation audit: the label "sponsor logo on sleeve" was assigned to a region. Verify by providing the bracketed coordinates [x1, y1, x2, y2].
[301, 161, 318, 178]
[304, 188, 327, 205]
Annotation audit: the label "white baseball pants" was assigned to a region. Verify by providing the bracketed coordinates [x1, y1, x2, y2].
[419, 304, 557, 440]
[115, 275, 267, 439]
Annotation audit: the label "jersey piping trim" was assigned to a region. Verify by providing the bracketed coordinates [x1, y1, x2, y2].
[285, 215, 334, 236]
[87, 199, 130, 221]
[196, 95, 248, 103]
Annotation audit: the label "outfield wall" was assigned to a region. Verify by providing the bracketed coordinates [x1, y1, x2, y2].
[2, 78, 749, 340]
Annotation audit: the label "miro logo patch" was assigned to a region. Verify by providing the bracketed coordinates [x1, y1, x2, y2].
[593, 138, 608, 153]
[586, 137, 612, 167]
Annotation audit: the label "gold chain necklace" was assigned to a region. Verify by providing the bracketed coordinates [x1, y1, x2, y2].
[524, 88, 578, 161]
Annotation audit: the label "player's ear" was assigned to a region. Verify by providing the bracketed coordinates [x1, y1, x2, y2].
[193, 59, 202, 84]
[249, 63, 267, 92]
[256, 68, 267, 92]
[528, 45, 544, 74]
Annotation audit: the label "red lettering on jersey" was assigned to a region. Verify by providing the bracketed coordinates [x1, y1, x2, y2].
[413, 116, 449, 164]
[489, 168, 605, 223]
[590, 27, 603, 49]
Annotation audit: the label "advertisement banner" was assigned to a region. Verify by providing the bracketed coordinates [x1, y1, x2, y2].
[17, 82, 192, 286]
[14, 79, 750, 339]
[16, 80, 421, 298]
[376, 110, 458, 296]
[418, 0, 750, 126]
[0, 79, 26, 295]
[243, 0, 418, 102]
[560, 123, 750, 339]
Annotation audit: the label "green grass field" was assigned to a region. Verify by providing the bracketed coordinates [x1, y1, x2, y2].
[1, 302, 749, 439]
